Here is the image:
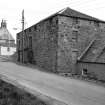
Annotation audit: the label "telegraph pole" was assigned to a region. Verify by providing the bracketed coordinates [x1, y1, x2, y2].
[22, 9, 24, 63]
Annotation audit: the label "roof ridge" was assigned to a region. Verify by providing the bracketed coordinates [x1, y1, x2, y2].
[58, 7, 69, 14]
[57, 7, 105, 22]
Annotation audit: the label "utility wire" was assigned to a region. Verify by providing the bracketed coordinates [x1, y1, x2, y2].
[68, 0, 105, 12]
[68, 0, 105, 14]
[71, 1, 105, 9]
[68, 0, 98, 7]
[74, 3, 105, 12]
[83, 5, 105, 12]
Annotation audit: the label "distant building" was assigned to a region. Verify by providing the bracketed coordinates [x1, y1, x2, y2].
[0, 20, 16, 56]
[17, 7, 105, 80]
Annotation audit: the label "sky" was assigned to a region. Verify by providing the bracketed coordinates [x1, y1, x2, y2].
[0, 0, 105, 41]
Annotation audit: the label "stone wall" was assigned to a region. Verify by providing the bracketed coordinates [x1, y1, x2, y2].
[17, 16, 58, 72]
[17, 14, 105, 74]
[57, 15, 105, 73]
[0, 79, 48, 105]
[57, 16, 73, 73]
[32, 16, 58, 72]
[77, 62, 105, 81]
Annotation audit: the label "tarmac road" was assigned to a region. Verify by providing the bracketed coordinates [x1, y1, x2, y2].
[0, 61, 105, 105]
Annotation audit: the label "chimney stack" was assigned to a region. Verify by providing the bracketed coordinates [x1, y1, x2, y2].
[1, 19, 7, 28]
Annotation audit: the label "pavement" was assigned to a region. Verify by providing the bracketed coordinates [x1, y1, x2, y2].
[0, 61, 105, 105]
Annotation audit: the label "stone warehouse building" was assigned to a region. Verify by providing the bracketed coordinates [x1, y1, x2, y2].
[17, 7, 105, 80]
[0, 20, 16, 56]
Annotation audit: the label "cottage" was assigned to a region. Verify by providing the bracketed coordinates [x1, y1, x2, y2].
[0, 20, 16, 56]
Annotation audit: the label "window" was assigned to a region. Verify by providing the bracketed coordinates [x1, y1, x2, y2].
[94, 21, 99, 27]
[49, 18, 53, 23]
[24, 30, 26, 34]
[7, 47, 10, 52]
[61, 34, 64, 37]
[34, 25, 37, 30]
[29, 28, 31, 32]
[56, 19, 58, 24]
[89, 21, 92, 24]
[82, 68, 88, 75]
[72, 18, 79, 25]
[29, 36, 32, 48]
[18, 40, 20, 50]
[72, 30, 78, 41]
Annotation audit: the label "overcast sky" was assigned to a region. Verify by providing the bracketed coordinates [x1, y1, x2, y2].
[0, 0, 105, 41]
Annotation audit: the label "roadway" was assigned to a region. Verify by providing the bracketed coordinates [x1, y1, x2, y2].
[0, 60, 105, 105]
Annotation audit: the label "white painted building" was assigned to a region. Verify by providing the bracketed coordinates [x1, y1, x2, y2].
[0, 46, 16, 55]
[0, 20, 16, 56]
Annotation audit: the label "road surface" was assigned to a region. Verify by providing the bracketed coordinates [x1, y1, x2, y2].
[0, 61, 105, 105]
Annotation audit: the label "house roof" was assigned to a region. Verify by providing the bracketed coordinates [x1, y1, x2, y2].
[41, 7, 105, 23]
[0, 27, 15, 41]
[57, 7, 105, 22]
[78, 38, 96, 61]
[22, 7, 105, 33]
[78, 34, 105, 63]
[0, 19, 15, 41]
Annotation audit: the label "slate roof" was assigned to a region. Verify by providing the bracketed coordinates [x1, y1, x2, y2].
[26, 7, 105, 30]
[58, 7, 105, 22]
[44, 7, 105, 23]
[78, 38, 96, 61]
[78, 34, 105, 63]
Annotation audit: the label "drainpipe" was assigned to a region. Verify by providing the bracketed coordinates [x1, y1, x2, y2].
[0, 44, 1, 55]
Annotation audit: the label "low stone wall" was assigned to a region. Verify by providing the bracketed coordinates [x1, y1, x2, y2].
[0, 79, 48, 105]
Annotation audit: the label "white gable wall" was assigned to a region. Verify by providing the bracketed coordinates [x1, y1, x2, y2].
[0, 46, 16, 55]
